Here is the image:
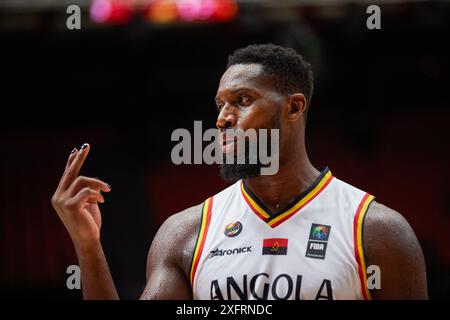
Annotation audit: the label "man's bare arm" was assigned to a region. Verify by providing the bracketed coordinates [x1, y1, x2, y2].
[364, 201, 428, 299]
[140, 204, 202, 300]
[74, 241, 119, 299]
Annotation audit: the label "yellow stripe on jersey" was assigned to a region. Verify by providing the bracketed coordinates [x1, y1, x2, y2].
[240, 183, 271, 220]
[190, 197, 213, 287]
[268, 171, 333, 227]
[354, 193, 375, 300]
[241, 169, 334, 228]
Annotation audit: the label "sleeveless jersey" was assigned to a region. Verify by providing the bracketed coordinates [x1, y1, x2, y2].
[190, 167, 375, 300]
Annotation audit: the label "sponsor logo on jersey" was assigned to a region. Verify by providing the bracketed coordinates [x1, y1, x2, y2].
[210, 246, 252, 258]
[224, 221, 243, 237]
[262, 238, 288, 255]
[306, 223, 331, 259]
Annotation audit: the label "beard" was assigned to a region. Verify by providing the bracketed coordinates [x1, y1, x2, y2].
[219, 118, 281, 183]
[219, 158, 262, 183]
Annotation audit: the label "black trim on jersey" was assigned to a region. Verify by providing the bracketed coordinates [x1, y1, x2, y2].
[242, 166, 330, 222]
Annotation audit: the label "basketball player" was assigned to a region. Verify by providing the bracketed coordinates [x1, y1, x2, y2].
[51, 44, 427, 300]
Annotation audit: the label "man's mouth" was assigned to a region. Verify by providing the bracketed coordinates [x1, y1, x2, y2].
[219, 133, 237, 154]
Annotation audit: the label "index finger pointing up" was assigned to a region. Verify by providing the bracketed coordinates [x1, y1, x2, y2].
[60, 143, 91, 191]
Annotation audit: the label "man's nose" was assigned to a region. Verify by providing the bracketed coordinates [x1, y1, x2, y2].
[216, 106, 237, 130]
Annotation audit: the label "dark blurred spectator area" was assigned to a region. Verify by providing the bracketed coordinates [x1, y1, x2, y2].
[0, 1, 449, 299]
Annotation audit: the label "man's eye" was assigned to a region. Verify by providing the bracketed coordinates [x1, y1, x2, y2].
[239, 96, 252, 105]
[216, 104, 224, 111]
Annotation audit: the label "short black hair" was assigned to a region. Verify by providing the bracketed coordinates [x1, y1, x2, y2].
[227, 43, 314, 108]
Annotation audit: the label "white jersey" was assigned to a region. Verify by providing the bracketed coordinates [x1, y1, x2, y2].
[190, 167, 375, 300]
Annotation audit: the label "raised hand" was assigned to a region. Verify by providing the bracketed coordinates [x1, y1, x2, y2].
[51, 143, 111, 246]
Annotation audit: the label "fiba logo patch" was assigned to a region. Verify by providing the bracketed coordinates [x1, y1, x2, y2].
[224, 221, 243, 237]
[306, 223, 331, 259]
[310, 224, 331, 241]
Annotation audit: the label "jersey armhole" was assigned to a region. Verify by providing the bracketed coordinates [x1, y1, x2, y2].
[353, 193, 375, 300]
[189, 197, 214, 291]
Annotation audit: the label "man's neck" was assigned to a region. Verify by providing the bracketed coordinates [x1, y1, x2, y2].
[244, 154, 320, 214]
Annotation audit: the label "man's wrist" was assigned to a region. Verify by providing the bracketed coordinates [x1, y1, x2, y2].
[73, 238, 103, 256]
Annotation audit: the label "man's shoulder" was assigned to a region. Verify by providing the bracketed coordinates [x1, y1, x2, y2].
[363, 200, 423, 268]
[362, 202, 428, 299]
[364, 201, 413, 239]
[156, 203, 204, 271]
[159, 203, 204, 242]
[146, 203, 204, 279]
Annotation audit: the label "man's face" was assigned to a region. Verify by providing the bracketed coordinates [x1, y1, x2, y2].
[215, 63, 287, 181]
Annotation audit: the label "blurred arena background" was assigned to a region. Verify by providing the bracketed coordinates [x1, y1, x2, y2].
[0, 0, 449, 299]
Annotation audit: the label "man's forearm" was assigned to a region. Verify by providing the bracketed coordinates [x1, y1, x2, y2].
[74, 241, 119, 300]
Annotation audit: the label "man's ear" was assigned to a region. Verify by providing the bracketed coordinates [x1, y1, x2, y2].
[286, 93, 307, 121]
